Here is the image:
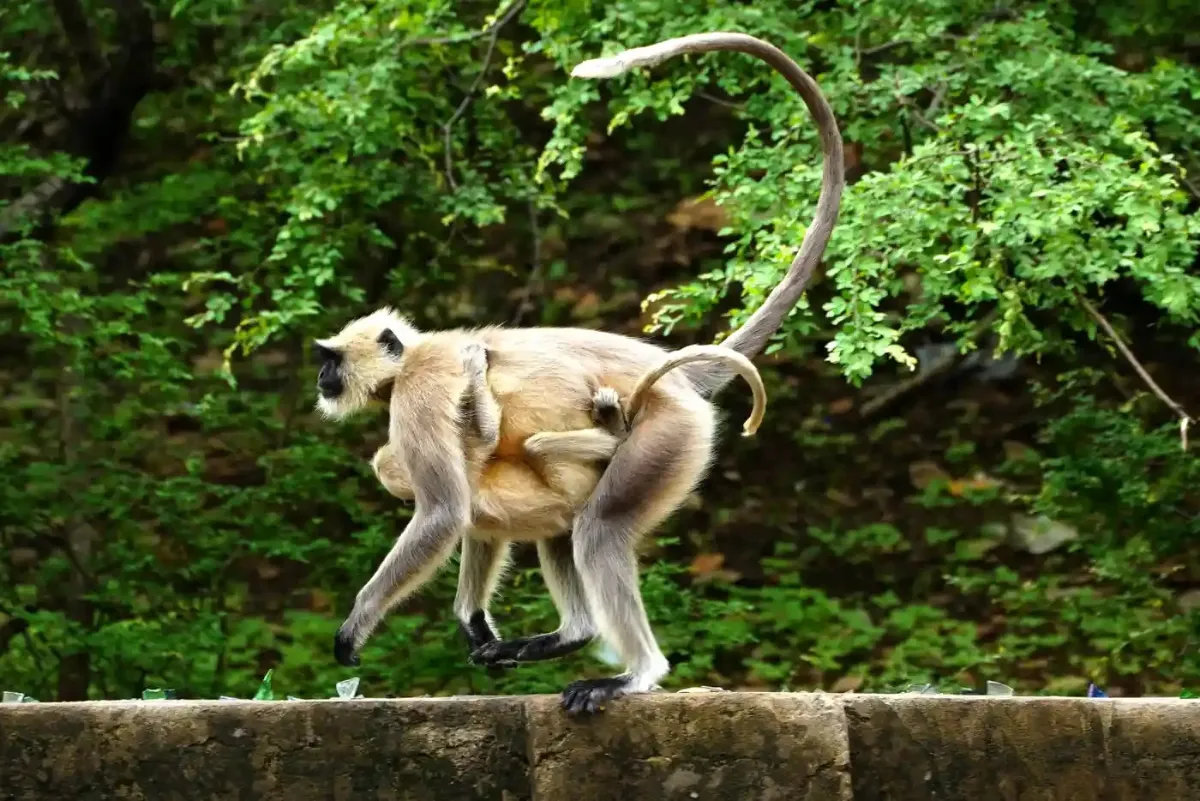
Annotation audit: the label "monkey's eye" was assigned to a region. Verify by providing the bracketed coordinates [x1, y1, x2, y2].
[313, 341, 341, 364]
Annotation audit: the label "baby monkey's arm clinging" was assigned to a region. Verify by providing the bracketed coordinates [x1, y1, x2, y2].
[371, 341, 498, 502]
[459, 341, 501, 451]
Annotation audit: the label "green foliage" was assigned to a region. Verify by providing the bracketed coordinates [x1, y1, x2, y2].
[1, 0, 1198, 703]
[535, 1, 1200, 382]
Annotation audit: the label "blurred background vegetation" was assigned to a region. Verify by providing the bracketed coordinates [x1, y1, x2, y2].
[2, 0, 1199, 703]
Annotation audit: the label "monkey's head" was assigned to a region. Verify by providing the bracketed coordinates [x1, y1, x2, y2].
[312, 307, 422, 420]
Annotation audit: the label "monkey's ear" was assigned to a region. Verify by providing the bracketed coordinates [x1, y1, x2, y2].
[378, 328, 405, 358]
[313, 340, 341, 363]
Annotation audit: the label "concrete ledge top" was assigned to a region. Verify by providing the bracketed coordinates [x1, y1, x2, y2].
[3, 692, 1199, 800]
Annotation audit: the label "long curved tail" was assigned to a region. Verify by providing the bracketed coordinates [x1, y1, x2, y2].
[573, 33, 844, 397]
[625, 345, 767, 436]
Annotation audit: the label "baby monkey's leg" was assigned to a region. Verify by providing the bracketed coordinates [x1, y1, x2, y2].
[372, 442, 414, 500]
[519, 385, 628, 467]
[470, 386, 627, 670]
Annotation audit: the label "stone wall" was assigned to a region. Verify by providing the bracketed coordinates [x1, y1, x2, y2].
[2, 692, 1198, 800]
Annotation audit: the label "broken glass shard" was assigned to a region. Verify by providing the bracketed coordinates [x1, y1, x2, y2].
[253, 669, 274, 701]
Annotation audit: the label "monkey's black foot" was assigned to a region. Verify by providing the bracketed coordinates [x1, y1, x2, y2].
[560, 676, 631, 716]
[333, 626, 360, 667]
[469, 639, 521, 669]
[472, 632, 593, 668]
[459, 610, 499, 653]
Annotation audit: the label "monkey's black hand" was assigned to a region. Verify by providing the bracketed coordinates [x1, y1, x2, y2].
[333, 625, 361, 667]
[469, 639, 521, 669]
[560, 676, 631, 716]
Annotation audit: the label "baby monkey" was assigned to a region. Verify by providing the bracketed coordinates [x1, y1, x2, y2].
[370, 341, 633, 538]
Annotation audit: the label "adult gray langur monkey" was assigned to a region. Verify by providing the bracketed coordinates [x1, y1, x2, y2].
[315, 31, 844, 715]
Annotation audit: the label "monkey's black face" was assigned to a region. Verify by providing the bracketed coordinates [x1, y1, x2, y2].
[314, 341, 344, 399]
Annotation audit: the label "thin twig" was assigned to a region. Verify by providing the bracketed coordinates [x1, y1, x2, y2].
[441, 0, 527, 190]
[1182, 174, 1200, 201]
[696, 90, 746, 111]
[1172, 165, 1200, 201]
[860, 309, 1000, 417]
[926, 81, 948, 118]
[511, 197, 542, 325]
[860, 39, 911, 57]
[407, 2, 522, 48]
[892, 75, 940, 133]
[898, 93, 940, 132]
[1160, 151, 1200, 201]
[860, 346, 958, 417]
[1080, 295, 1193, 450]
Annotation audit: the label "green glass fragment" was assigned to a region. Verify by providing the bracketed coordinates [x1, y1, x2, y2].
[335, 677, 360, 699]
[1181, 690, 1198, 699]
[253, 669, 274, 701]
[2, 691, 24, 703]
[142, 688, 174, 700]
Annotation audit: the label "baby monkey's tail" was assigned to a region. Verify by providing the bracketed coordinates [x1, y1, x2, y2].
[625, 345, 767, 436]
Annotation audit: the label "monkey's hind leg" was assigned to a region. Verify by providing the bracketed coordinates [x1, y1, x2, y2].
[469, 534, 597, 667]
[560, 398, 715, 715]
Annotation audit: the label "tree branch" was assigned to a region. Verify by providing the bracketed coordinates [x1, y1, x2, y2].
[52, 0, 105, 77]
[860, 309, 1001, 417]
[0, 0, 155, 240]
[510, 196, 543, 325]
[1080, 295, 1193, 450]
[926, 81, 948, 118]
[441, 0, 527, 190]
[860, 39, 911, 57]
[696, 90, 746, 111]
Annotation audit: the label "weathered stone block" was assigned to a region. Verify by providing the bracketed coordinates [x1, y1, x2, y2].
[0, 697, 531, 801]
[5, 692, 1200, 800]
[844, 695, 1200, 801]
[526, 691, 851, 801]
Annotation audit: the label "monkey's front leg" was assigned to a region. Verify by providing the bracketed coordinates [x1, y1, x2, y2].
[335, 452, 472, 666]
